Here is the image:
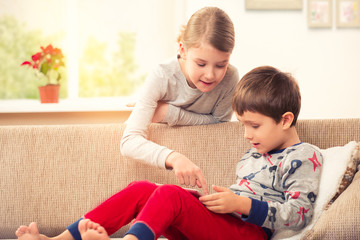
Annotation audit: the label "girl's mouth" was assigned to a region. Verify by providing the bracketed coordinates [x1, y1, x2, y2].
[200, 80, 213, 86]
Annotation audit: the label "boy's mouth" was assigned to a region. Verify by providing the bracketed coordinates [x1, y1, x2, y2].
[252, 143, 260, 148]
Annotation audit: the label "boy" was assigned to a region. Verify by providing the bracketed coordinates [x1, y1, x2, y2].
[16, 66, 322, 240]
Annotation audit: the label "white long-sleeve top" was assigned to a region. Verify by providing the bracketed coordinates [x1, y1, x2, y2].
[120, 56, 239, 168]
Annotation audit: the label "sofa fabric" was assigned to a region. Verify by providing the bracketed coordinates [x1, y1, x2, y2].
[1, 119, 359, 239]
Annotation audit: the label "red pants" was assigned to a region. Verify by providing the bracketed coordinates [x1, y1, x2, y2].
[84, 180, 267, 240]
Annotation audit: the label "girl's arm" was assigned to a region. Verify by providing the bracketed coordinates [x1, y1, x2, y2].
[164, 92, 234, 126]
[120, 65, 172, 168]
[163, 67, 238, 126]
[120, 64, 209, 193]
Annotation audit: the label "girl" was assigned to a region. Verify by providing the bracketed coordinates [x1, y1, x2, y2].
[120, 6, 239, 195]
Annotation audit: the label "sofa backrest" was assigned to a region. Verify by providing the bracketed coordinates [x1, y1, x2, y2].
[0, 119, 359, 238]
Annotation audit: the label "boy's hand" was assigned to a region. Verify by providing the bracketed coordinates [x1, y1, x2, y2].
[199, 185, 250, 215]
[152, 102, 169, 123]
[165, 152, 209, 195]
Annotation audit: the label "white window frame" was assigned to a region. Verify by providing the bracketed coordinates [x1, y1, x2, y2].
[0, 0, 187, 113]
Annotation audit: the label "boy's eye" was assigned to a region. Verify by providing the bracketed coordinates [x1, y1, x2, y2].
[252, 125, 259, 129]
[216, 65, 226, 68]
[197, 63, 205, 67]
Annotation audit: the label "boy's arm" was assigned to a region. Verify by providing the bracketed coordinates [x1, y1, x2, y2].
[220, 148, 323, 231]
[259, 148, 323, 231]
[199, 185, 252, 215]
[200, 185, 270, 226]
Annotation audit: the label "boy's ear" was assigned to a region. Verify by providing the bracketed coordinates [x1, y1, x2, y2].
[281, 112, 294, 129]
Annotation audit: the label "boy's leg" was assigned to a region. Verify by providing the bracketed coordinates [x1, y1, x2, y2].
[78, 219, 109, 240]
[16, 181, 157, 240]
[133, 184, 267, 240]
[16, 222, 74, 240]
[66, 180, 157, 240]
[82, 181, 157, 235]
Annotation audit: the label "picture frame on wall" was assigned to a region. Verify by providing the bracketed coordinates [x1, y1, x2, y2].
[336, 0, 360, 27]
[245, 0, 303, 10]
[308, 0, 332, 28]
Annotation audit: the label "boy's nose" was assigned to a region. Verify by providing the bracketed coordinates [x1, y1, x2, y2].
[244, 129, 252, 140]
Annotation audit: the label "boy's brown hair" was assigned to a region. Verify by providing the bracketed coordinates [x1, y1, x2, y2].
[232, 66, 301, 126]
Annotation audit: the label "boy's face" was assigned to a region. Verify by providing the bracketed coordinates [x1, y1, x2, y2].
[236, 111, 287, 154]
[180, 42, 230, 93]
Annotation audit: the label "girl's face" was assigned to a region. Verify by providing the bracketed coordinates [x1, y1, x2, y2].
[236, 111, 288, 155]
[180, 42, 231, 93]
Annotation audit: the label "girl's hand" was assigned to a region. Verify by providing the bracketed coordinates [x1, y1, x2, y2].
[199, 185, 251, 215]
[166, 152, 209, 195]
[152, 102, 169, 123]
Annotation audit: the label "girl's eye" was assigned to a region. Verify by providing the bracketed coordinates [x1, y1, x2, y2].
[197, 63, 205, 67]
[252, 125, 259, 129]
[216, 65, 226, 68]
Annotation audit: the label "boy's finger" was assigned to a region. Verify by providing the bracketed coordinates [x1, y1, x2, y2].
[199, 193, 220, 203]
[196, 173, 209, 195]
[212, 185, 227, 192]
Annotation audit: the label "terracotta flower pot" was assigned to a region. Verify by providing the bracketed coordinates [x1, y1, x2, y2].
[38, 84, 60, 103]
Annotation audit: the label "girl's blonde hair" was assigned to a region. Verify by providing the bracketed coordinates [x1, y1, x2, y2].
[177, 7, 235, 53]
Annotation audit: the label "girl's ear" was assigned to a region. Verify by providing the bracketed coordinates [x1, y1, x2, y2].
[282, 112, 294, 129]
[179, 42, 186, 59]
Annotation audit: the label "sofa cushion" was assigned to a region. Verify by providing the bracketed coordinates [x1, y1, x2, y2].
[314, 141, 359, 215]
[301, 172, 360, 239]
[301, 142, 360, 239]
[325, 141, 360, 208]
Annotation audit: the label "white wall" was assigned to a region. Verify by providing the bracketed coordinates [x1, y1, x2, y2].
[186, 0, 360, 120]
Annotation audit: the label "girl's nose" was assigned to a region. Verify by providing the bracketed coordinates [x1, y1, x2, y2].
[205, 67, 215, 80]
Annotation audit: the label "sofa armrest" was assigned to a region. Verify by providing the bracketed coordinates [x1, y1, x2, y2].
[301, 171, 360, 239]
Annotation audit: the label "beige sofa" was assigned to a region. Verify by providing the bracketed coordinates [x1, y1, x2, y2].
[1, 119, 359, 239]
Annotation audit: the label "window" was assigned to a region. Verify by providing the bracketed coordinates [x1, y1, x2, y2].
[0, 0, 184, 102]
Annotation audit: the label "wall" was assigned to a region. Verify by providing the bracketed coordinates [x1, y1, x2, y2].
[186, 0, 360, 120]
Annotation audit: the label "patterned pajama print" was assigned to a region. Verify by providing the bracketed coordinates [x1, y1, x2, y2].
[230, 142, 322, 232]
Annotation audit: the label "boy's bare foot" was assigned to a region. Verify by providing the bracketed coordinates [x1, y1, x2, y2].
[16, 222, 42, 240]
[78, 219, 109, 240]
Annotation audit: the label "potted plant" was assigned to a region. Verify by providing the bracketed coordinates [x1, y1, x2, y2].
[22, 44, 65, 103]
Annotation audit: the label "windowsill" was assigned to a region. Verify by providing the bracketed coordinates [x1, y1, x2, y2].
[0, 98, 135, 113]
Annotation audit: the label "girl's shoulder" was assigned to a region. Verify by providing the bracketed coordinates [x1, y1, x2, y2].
[147, 57, 182, 82]
[157, 57, 180, 72]
[225, 64, 239, 85]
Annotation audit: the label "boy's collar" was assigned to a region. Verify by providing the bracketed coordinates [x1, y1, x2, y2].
[266, 142, 303, 155]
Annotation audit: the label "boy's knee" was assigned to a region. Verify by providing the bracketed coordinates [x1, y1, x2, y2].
[155, 184, 184, 198]
[128, 180, 153, 188]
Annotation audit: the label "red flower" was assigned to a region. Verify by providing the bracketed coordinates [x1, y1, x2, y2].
[21, 61, 32, 66]
[32, 52, 42, 62]
[21, 44, 65, 84]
